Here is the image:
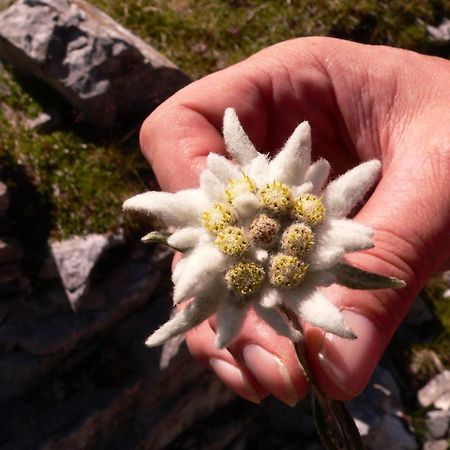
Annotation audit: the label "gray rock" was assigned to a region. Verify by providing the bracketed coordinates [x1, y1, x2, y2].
[427, 18, 450, 42]
[418, 370, 450, 411]
[403, 293, 434, 326]
[50, 233, 122, 309]
[423, 440, 450, 450]
[0, 238, 22, 263]
[425, 410, 450, 440]
[348, 367, 418, 450]
[370, 415, 418, 450]
[0, 0, 190, 129]
[0, 181, 9, 213]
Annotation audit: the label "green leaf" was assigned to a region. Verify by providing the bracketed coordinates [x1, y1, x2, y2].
[333, 263, 406, 290]
[141, 231, 184, 252]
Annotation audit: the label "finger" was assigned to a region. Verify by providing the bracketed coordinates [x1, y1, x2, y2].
[140, 38, 371, 192]
[185, 319, 268, 404]
[307, 141, 450, 399]
[207, 308, 310, 407]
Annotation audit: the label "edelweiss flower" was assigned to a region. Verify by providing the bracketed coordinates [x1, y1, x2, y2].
[124, 108, 404, 349]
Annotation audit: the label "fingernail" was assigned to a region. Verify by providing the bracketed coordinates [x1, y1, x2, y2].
[242, 345, 299, 407]
[209, 358, 260, 404]
[318, 310, 382, 397]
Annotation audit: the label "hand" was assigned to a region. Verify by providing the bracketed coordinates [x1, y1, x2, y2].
[140, 37, 450, 406]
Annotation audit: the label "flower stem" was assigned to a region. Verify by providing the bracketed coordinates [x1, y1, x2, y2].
[280, 306, 364, 450]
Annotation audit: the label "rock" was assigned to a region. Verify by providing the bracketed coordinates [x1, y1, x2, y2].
[403, 293, 434, 326]
[348, 367, 418, 450]
[0, 0, 190, 129]
[427, 18, 450, 42]
[0, 264, 22, 285]
[424, 440, 450, 450]
[0, 238, 23, 263]
[50, 233, 123, 309]
[369, 415, 418, 450]
[0, 181, 9, 213]
[418, 370, 450, 411]
[425, 410, 450, 440]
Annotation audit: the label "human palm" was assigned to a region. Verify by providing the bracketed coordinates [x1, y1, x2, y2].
[140, 37, 450, 405]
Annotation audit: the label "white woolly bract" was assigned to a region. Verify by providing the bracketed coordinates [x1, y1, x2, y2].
[233, 193, 261, 223]
[269, 121, 311, 185]
[167, 227, 205, 250]
[173, 244, 227, 304]
[145, 296, 219, 347]
[307, 218, 374, 270]
[253, 304, 302, 342]
[259, 286, 282, 308]
[304, 159, 331, 194]
[215, 301, 248, 348]
[324, 160, 381, 217]
[200, 170, 226, 202]
[223, 108, 259, 165]
[123, 190, 210, 227]
[297, 291, 356, 339]
[206, 153, 240, 183]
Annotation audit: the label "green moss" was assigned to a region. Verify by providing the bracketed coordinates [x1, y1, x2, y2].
[0, 68, 147, 240]
[90, 0, 448, 79]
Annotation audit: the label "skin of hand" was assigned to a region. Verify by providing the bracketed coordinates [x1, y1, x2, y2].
[140, 37, 450, 406]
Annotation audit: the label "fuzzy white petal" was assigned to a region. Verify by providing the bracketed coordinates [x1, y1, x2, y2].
[308, 218, 374, 270]
[172, 257, 187, 285]
[145, 296, 219, 347]
[173, 245, 227, 304]
[233, 193, 261, 223]
[167, 227, 205, 250]
[269, 121, 311, 185]
[281, 272, 334, 311]
[207, 153, 241, 183]
[291, 182, 313, 198]
[223, 108, 259, 165]
[304, 158, 331, 194]
[123, 189, 210, 227]
[297, 291, 356, 339]
[307, 246, 345, 271]
[259, 286, 282, 308]
[324, 160, 381, 217]
[200, 170, 226, 201]
[244, 154, 270, 187]
[215, 300, 248, 348]
[253, 304, 302, 341]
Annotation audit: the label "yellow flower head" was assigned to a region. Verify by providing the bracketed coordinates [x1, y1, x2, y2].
[258, 181, 292, 215]
[202, 203, 234, 233]
[293, 194, 325, 226]
[225, 261, 265, 296]
[269, 254, 308, 288]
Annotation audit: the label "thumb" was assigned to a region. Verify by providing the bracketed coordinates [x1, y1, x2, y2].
[306, 148, 450, 399]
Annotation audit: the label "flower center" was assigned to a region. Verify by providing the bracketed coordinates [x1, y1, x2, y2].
[258, 181, 292, 215]
[248, 213, 280, 246]
[225, 261, 265, 296]
[215, 226, 249, 256]
[293, 194, 325, 226]
[281, 223, 314, 257]
[225, 175, 256, 203]
[269, 254, 308, 288]
[202, 203, 235, 233]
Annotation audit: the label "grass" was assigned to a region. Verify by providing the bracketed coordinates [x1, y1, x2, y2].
[92, 0, 448, 79]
